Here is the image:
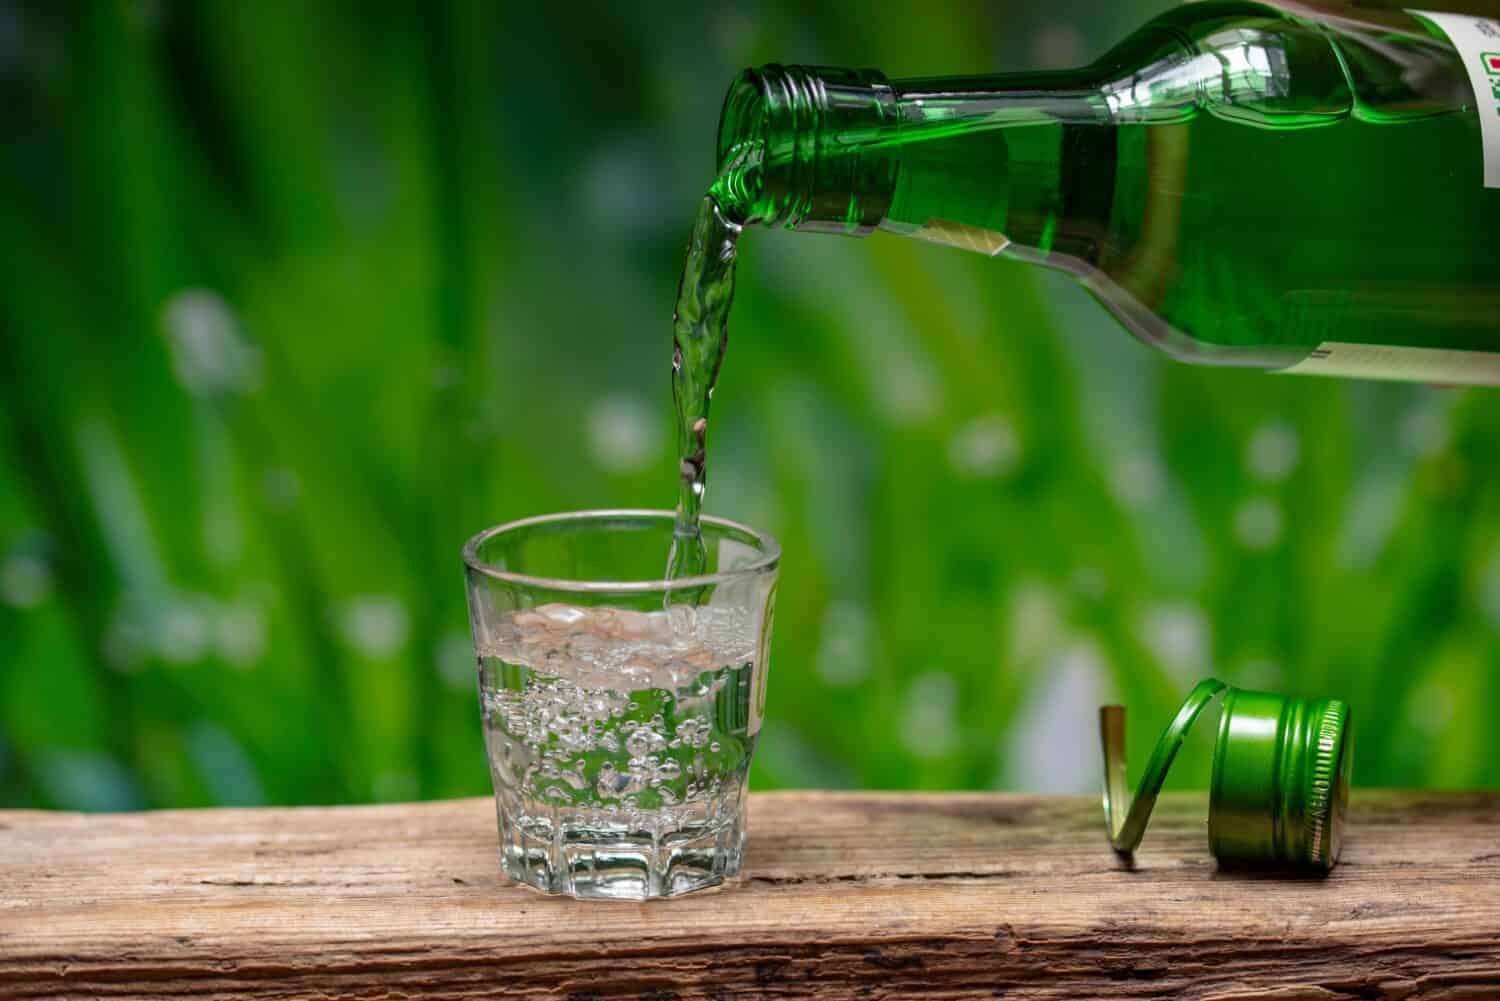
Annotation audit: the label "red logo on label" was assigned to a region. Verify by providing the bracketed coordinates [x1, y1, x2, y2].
[1486, 52, 1500, 74]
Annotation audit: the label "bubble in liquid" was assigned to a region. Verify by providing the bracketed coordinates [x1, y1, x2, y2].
[625, 726, 667, 759]
[709, 742, 722, 753]
[677, 718, 706, 749]
[625, 729, 650, 758]
[657, 759, 682, 781]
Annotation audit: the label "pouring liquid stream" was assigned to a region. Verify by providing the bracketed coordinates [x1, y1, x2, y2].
[665, 194, 742, 597]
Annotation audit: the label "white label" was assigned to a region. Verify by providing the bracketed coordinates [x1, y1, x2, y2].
[1282, 341, 1500, 384]
[1411, 10, 1500, 188]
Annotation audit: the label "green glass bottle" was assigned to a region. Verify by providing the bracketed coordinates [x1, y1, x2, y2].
[712, 1, 1500, 384]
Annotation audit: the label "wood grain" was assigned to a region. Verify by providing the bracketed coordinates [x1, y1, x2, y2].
[2, 792, 1498, 999]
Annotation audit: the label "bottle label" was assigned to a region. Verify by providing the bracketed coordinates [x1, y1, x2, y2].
[1281, 341, 1500, 384]
[1410, 9, 1500, 188]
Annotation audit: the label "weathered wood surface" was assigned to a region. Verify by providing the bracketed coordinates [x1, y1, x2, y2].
[2, 791, 1498, 999]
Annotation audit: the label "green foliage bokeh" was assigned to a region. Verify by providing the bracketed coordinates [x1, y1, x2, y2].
[2, 0, 1498, 811]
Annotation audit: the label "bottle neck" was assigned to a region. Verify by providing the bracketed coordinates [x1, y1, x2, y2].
[712, 9, 1352, 239]
[714, 64, 1112, 238]
[714, 65, 900, 235]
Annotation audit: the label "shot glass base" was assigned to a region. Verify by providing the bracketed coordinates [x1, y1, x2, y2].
[498, 807, 747, 900]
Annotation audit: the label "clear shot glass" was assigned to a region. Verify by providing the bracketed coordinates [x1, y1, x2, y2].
[462, 510, 780, 900]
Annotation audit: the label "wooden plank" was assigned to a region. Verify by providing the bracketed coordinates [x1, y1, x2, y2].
[1, 791, 1498, 999]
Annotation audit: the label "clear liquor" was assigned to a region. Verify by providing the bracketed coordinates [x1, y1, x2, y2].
[479, 602, 758, 898]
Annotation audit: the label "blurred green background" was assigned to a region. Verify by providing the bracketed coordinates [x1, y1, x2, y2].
[3, 0, 1498, 813]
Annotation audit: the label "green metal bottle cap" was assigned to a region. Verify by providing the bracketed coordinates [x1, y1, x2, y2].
[1101, 678, 1353, 871]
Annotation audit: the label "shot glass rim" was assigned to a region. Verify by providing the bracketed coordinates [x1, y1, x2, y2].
[462, 508, 781, 594]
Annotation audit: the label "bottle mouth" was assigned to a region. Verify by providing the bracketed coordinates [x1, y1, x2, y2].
[713, 65, 897, 234]
[713, 69, 771, 223]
